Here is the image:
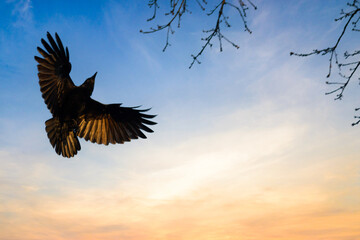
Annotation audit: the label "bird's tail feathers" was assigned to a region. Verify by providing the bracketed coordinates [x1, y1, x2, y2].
[45, 118, 81, 158]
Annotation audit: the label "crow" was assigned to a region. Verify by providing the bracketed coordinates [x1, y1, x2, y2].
[35, 32, 156, 158]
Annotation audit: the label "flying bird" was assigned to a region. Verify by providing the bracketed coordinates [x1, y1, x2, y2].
[35, 32, 156, 158]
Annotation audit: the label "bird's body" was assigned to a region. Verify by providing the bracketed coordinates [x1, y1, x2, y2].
[57, 81, 92, 121]
[35, 32, 156, 158]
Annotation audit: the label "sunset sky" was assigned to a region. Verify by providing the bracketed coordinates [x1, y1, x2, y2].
[0, 0, 360, 239]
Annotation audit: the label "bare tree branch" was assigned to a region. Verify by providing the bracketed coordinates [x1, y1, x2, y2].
[291, 0, 360, 125]
[140, 0, 257, 68]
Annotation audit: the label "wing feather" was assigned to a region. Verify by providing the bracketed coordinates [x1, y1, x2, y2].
[116, 120, 128, 143]
[84, 121, 94, 141]
[106, 116, 121, 144]
[95, 119, 103, 144]
[37, 47, 55, 64]
[89, 120, 98, 143]
[66, 47, 70, 61]
[77, 119, 86, 137]
[55, 33, 66, 58]
[83, 119, 94, 141]
[62, 141, 69, 157]
[34, 56, 55, 69]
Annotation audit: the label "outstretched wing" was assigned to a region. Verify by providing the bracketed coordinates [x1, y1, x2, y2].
[77, 99, 156, 145]
[35, 32, 75, 115]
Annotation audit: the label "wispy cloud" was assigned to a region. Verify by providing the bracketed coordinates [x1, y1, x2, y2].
[7, 0, 33, 27]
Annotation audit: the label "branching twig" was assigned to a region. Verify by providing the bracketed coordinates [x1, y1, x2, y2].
[189, 1, 226, 68]
[353, 107, 360, 125]
[141, 0, 188, 52]
[190, 0, 256, 68]
[147, 0, 160, 21]
[290, 6, 359, 80]
[141, 0, 257, 68]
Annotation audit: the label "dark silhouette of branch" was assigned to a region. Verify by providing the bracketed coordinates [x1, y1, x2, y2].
[291, 0, 360, 125]
[353, 107, 360, 126]
[146, 0, 160, 22]
[140, 0, 257, 68]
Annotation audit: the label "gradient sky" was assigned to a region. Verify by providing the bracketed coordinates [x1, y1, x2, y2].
[1, 0, 360, 239]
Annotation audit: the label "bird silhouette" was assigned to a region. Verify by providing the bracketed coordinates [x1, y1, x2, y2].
[35, 32, 156, 158]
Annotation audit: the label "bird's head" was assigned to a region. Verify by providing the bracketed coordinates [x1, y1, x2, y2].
[82, 72, 97, 96]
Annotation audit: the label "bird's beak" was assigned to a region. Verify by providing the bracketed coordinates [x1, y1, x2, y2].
[92, 72, 97, 78]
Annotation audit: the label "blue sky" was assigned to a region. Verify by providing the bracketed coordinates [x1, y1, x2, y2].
[0, 1, 360, 239]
